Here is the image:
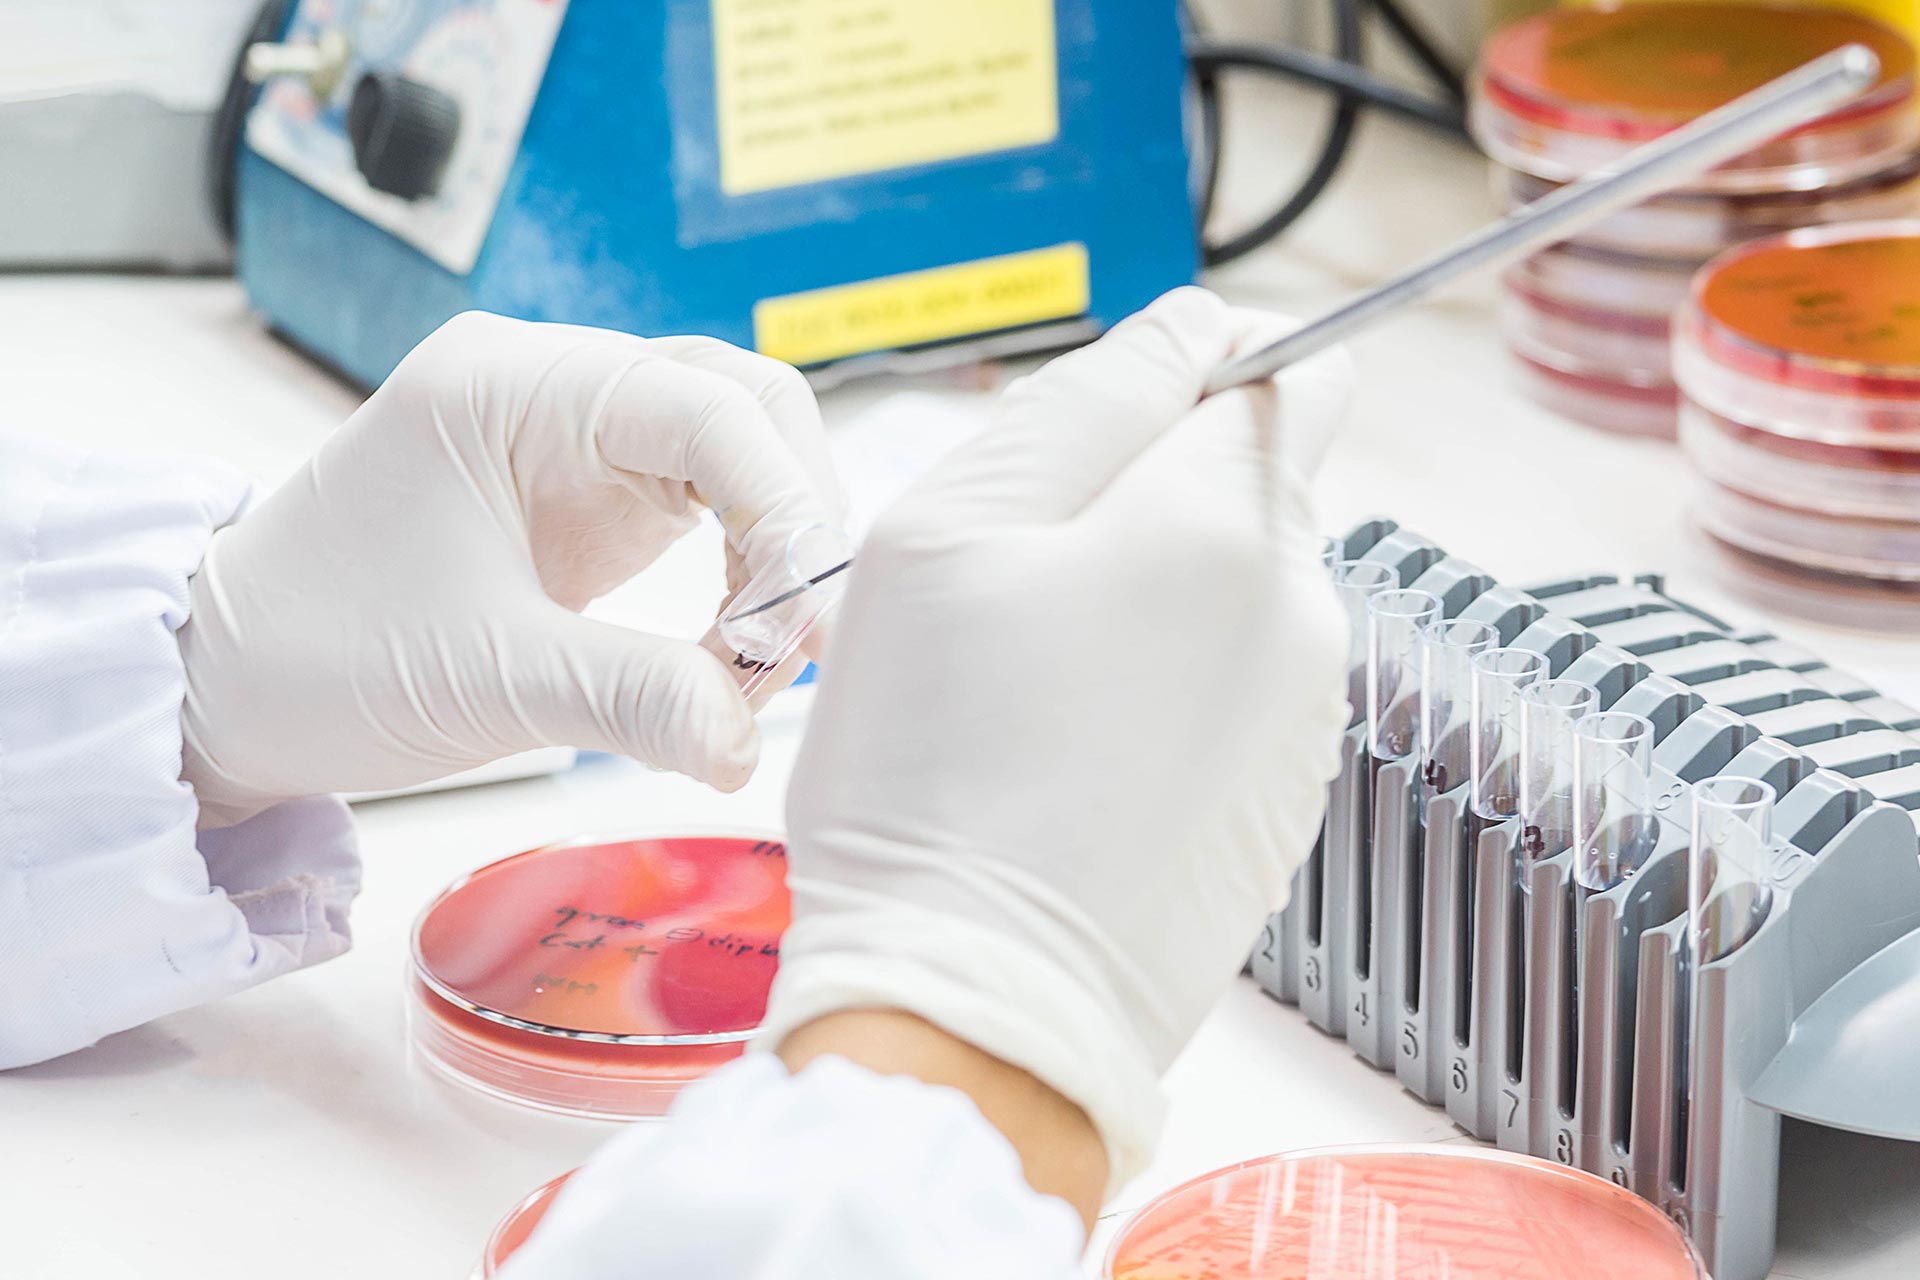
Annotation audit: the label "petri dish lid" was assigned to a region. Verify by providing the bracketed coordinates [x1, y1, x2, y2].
[1688, 221, 1920, 400]
[478, 1172, 572, 1278]
[1105, 1145, 1705, 1280]
[1476, 4, 1918, 189]
[413, 832, 790, 1046]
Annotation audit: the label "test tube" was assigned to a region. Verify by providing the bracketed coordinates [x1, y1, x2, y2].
[1319, 536, 1340, 573]
[1419, 619, 1498, 795]
[1368, 589, 1442, 761]
[1516, 680, 1600, 862]
[699, 523, 855, 712]
[1688, 777, 1776, 964]
[1469, 648, 1549, 823]
[1571, 712, 1658, 892]
[1333, 561, 1396, 727]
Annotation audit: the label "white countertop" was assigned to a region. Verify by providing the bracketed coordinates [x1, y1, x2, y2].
[5, 88, 1920, 1280]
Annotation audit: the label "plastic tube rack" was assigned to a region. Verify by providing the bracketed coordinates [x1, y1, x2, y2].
[1249, 518, 1920, 1280]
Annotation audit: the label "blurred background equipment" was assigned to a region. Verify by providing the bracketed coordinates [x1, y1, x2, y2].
[221, 0, 1487, 387]
[228, 0, 1201, 387]
[0, 0, 261, 270]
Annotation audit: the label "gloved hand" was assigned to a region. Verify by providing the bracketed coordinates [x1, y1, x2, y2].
[763, 287, 1354, 1190]
[179, 313, 845, 827]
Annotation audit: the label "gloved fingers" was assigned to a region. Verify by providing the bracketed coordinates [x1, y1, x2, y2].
[591, 355, 844, 587]
[1219, 320, 1356, 487]
[1091, 381, 1320, 562]
[893, 287, 1270, 529]
[645, 337, 849, 525]
[510, 609, 761, 792]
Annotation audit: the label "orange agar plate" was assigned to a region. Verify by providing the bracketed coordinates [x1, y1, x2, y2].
[1694, 223, 1920, 391]
[410, 833, 789, 1118]
[1105, 1146, 1704, 1280]
[478, 1172, 572, 1278]
[1482, 3, 1914, 138]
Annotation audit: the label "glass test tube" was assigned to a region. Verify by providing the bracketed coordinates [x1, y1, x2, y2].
[699, 523, 855, 712]
[1572, 712, 1659, 892]
[1368, 589, 1443, 761]
[1516, 680, 1601, 861]
[1688, 777, 1776, 964]
[1419, 619, 1498, 794]
[1469, 648, 1549, 823]
[1333, 561, 1396, 728]
[1319, 536, 1340, 573]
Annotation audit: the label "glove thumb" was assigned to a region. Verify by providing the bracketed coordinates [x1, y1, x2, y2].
[512, 610, 761, 792]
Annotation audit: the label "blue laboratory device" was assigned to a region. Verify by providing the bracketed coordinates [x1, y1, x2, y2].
[235, 0, 1198, 388]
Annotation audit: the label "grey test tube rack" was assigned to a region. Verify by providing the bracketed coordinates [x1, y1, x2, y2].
[1248, 518, 1920, 1280]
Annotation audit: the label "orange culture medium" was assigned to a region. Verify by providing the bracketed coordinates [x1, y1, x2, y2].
[1481, 3, 1915, 138]
[1695, 229, 1920, 385]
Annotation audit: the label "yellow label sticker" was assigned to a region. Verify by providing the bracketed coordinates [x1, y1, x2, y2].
[753, 243, 1090, 366]
[711, 0, 1060, 195]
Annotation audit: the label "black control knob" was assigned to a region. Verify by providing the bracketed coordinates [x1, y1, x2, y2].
[347, 71, 460, 201]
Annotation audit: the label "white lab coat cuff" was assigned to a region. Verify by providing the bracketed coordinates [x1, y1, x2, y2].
[500, 1052, 1087, 1280]
[0, 431, 361, 1069]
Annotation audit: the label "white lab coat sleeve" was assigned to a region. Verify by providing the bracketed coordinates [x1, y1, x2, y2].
[497, 1053, 1089, 1280]
[0, 430, 360, 1070]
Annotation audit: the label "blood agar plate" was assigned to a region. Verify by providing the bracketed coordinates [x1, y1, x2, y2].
[410, 832, 789, 1119]
[1104, 1146, 1705, 1280]
[476, 1172, 571, 1279]
[1502, 279, 1675, 383]
[1508, 331, 1681, 438]
[1475, 4, 1918, 193]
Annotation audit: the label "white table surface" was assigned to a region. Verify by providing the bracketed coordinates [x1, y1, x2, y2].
[6, 88, 1920, 1280]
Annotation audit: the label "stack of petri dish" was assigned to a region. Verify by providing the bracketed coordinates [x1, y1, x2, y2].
[1474, 3, 1920, 437]
[1676, 221, 1920, 627]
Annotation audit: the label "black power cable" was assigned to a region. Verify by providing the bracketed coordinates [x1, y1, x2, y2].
[1370, 0, 1468, 103]
[209, 0, 295, 242]
[1186, 0, 1476, 268]
[1199, 0, 1366, 268]
[1188, 38, 1469, 137]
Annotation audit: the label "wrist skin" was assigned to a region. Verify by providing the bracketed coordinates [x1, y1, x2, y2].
[776, 1010, 1108, 1234]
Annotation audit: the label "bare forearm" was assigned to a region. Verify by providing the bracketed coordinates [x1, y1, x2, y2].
[777, 1009, 1108, 1232]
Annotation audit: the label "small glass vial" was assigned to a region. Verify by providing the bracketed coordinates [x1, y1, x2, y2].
[1367, 589, 1443, 762]
[1688, 777, 1777, 964]
[1572, 711, 1660, 893]
[1470, 647, 1550, 824]
[700, 523, 855, 711]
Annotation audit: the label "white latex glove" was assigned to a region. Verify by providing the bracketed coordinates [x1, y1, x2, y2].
[764, 287, 1354, 1190]
[179, 312, 845, 827]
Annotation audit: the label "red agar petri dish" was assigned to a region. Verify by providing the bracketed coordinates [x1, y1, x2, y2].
[1676, 224, 1920, 499]
[1685, 222, 1920, 402]
[476, 1172, 572, 1279]
[1475, 4, 1918, 191]
[1105, 1145, 1705, 1280]
[410, 832, 789, 1119]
